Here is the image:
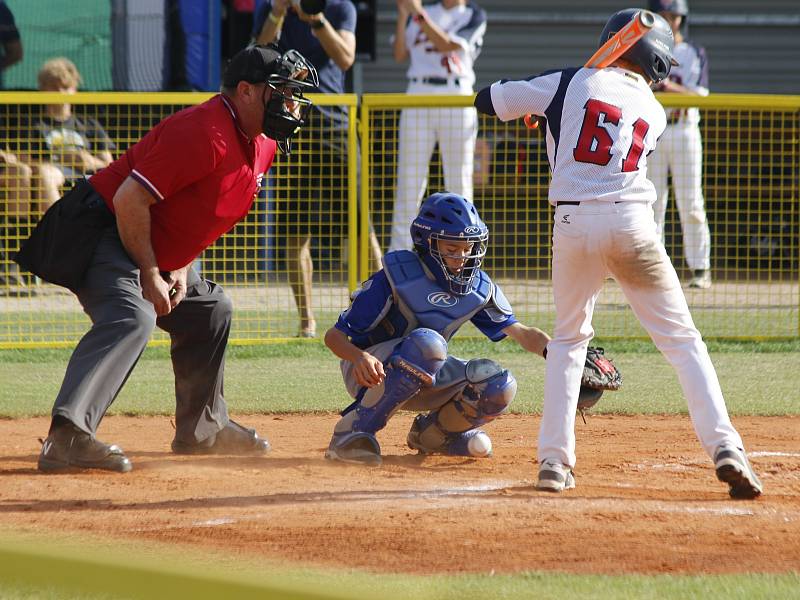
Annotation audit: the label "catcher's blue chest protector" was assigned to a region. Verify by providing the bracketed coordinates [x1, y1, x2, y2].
[381, 250, 493, 342]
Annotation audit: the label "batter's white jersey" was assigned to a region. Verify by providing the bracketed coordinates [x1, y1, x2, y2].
[490, 67, 667, 205]
[403, 1, 486, 90]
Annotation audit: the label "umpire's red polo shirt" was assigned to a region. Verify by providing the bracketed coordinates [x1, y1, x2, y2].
[90, 94, 277, 271]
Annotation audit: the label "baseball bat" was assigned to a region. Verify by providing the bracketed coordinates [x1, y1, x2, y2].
[524, 10, 656, 129]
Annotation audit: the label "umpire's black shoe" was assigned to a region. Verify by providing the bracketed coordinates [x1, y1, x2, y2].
[38, 422, 132, 473]
[171, 420, 271, 455]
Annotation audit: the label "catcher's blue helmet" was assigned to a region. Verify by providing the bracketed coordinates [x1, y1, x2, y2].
[599, 9, 679, 83]
[410, 192, 489, 296]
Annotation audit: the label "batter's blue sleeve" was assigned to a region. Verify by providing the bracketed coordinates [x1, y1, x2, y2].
[474, 87, 496, 116]
[334, 270, 394, 338]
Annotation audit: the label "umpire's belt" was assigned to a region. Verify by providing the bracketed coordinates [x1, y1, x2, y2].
[411, 77, 463, 86]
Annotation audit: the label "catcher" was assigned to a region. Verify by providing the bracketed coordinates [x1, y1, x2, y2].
[323, 192, 621, 466]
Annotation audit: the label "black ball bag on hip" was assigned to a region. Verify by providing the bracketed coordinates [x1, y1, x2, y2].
[14, 179, 116, 292]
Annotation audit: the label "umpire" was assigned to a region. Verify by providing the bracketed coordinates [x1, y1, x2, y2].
[15, 44, 318, 473]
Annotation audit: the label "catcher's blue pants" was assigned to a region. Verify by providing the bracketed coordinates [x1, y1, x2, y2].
[51, 226, 232, 445]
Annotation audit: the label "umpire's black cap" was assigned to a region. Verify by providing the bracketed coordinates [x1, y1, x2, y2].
[222, 44, 283, 87]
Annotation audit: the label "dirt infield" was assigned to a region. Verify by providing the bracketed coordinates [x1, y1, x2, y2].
[1, 414, 798, 575]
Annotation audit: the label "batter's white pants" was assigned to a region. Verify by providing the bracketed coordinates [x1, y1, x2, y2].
[388, 106, 478, 251]
[537, 200, 743, 469]
[648, 123, 711, 271]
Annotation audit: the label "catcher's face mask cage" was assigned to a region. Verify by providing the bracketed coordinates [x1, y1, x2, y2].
[262, 49, 319, 154]
[429, 231, 489, 296]
[411, 192, 489, 296]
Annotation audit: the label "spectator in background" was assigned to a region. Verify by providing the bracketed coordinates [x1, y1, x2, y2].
[0, 149, 32, 290]
[0, 0, 22, 89]
[11, 58, 114, 212]
[224, 0, 256, 61]
[0, 2, 26, 290]
[388, 0, 486, 251]
[648, 0, 712, 289]
[254, 0, 381, 338]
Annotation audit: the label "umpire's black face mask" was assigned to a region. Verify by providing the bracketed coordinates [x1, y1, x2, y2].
[261, 82, 312, 154]
[259, 50, 319, 154]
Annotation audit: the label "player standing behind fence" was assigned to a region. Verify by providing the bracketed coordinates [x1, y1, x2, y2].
[648, 0, 712, 289]
[387, 0, 486, 252]
[16, 45, 316, 473]
[474, 9, 762, 499]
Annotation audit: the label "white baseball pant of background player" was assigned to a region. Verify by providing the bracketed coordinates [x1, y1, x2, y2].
[388, 0, 486, 252]
[648, 31, 711, 278]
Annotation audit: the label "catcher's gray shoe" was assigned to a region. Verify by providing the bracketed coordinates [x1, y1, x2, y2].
[714, 444, 762, 499]
[536, 459, 575, 492]
[38, 422, 132, 473]
[325, 431, 382, 466]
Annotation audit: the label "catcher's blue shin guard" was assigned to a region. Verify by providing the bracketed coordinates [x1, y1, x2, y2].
[326, 328, 448, 465]
[407, 359, 517, 457]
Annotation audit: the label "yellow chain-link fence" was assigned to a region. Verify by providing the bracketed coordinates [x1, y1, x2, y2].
[0, 92, 798, 347]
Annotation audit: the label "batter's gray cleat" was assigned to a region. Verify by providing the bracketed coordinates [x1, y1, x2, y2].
[38, 423, 132, 473]
[688, 269, 712, 289]
[325, 431, 382, 466]
[171, 420, 271, 455]
[536, 459, 575, 492]
[714, 444, 763, 499]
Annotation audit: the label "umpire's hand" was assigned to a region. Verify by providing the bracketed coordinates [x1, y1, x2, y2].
[141, 268, 174, 316]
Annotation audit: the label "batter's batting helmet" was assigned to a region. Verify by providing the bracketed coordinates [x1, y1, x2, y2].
[599, 9, 679, 84]
[410, 193, 489, 296]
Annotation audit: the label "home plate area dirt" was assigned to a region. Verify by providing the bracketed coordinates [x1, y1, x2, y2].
[1, 414, 798, 575]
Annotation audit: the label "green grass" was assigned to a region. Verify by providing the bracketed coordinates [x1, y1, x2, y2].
[3, 304, 798, 346]
[1, 339, 798, 418]
[0, 532, 798, 600]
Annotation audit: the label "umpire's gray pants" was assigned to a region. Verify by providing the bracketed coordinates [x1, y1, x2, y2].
[52, 227, 232, 444]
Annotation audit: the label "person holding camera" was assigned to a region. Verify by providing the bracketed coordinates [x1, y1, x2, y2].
[254, 0, 381, 338]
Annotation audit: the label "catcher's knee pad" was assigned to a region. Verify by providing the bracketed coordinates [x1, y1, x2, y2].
[391, 328, 448, 386]
[437, 359, 517, 434]
[347, 328, 448, 435]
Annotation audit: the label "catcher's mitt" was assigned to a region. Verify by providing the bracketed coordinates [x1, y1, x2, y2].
[577, 347, 622, 419]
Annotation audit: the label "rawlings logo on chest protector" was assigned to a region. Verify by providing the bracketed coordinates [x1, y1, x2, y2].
[427, 292, 458, 307]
